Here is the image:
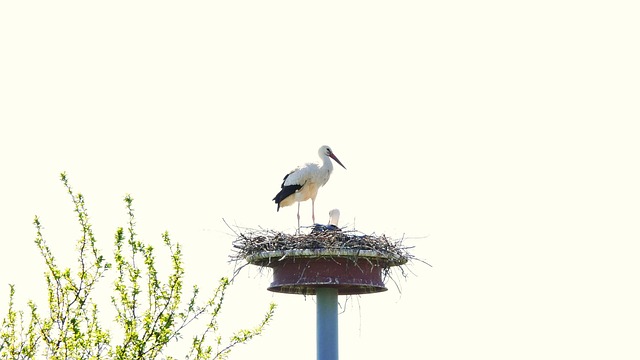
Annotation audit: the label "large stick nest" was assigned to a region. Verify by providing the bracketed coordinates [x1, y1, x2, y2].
[230, 225, 423, 271]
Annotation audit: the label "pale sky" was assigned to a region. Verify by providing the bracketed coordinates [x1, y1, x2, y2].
[1, 1, 639, 359]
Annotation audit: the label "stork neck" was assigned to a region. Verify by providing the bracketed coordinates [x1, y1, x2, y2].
[320, 155, 334, 173]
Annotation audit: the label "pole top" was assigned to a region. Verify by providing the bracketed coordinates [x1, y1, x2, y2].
[247, 249, 406, 295]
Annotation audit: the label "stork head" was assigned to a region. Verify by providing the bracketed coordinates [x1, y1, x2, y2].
[320, 145, 347, 169]
[328, 209, 341, 226]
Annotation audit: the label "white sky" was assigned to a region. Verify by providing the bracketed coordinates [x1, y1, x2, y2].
[1, 1, 639, 359]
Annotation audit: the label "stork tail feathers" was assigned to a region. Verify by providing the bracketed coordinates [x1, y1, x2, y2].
[273, 185, 302, 211]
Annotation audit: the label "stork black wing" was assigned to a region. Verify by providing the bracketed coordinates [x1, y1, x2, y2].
[272, 184, 302, 211]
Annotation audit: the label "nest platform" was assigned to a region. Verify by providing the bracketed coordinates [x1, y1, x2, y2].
[232, 229, 413, 295]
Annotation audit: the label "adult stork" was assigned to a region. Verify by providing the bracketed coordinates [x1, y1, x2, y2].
[273, 145, 346, 229]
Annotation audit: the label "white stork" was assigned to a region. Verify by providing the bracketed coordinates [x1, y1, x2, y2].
[273, 145, 346, 229]
[312, 209, 341, 233]
[328, 209, 340, 227]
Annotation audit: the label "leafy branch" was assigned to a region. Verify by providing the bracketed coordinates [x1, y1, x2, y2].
[1, 173, 275, 359]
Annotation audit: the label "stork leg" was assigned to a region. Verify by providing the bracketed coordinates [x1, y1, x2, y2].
[296, 202, 301, 231]
[311, 198, 316, 224]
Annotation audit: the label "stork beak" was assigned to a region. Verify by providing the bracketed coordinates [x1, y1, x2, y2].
[329, 153, 347, 169]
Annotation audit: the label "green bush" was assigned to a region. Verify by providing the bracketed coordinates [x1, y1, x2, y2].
[1, 173, 275, 359]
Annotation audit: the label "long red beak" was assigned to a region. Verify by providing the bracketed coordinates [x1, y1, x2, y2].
[329, 153, 347, 169]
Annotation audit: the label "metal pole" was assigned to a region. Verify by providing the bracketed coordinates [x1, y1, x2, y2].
[316, 287, 338, 360]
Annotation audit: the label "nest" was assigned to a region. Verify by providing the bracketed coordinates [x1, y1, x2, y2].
[229, 225, 426, 281]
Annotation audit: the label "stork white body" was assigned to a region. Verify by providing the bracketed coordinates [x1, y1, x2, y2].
[273, 145, 346, 229]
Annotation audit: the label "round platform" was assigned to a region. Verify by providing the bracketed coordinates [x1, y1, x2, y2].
[246, 249, 407, 295]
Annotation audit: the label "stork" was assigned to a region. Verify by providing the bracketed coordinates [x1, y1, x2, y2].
[328, 209, 340, 227]
[273, 145, 346, 229]
[312, 209, 341, 233]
